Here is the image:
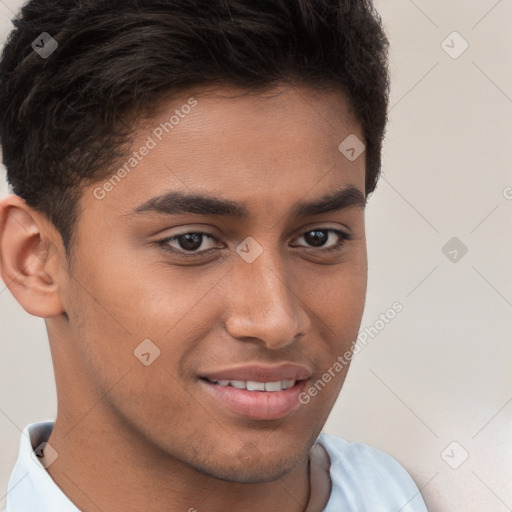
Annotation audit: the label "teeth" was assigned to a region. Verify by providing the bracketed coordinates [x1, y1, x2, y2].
[281, 379, 296, 390]
[246, 381, 266, 391]
[211, 379, 297, 391]
[264, 381, 282, 392]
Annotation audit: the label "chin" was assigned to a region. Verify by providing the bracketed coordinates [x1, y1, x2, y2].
[195, 442, 311, 484]
[206, 461, 296, 484]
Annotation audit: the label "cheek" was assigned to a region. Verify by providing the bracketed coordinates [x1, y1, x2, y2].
[290, 252, 367, 412]
[293, 255, 367, 335]
[63, 263, 204, 441]
[64, 251, 230, 411]
[71, 244, 219, 337]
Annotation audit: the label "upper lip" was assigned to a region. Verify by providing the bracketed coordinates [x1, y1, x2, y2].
[200, 363, 312, 383]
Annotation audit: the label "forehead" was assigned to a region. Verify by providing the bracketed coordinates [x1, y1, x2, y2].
[84, 84, 366, 217]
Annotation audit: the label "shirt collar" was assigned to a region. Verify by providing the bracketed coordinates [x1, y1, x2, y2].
[5, 421, 80, 512]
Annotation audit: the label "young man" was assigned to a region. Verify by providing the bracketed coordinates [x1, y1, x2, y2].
[0, 0, 428, 510]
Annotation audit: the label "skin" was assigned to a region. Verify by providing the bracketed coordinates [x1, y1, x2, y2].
[0, 84, 368, 512]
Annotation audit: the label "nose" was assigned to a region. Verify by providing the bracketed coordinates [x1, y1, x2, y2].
[224, 249, 310, 350]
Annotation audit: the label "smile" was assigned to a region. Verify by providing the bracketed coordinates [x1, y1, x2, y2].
[206, 378, 296, 392]
[199, 377, 308, 420]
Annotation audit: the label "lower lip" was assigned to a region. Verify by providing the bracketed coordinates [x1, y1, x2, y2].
[199, 379, 308, 420]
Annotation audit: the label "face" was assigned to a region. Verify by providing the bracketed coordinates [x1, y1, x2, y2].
[55, 84, 367, 483]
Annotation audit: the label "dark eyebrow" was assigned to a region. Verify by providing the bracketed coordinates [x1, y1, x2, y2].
[294, 186, 366, 217]
[128, 185, 366, 219]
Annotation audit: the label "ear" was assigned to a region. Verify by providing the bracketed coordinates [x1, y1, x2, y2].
[0, 194, 66, 317]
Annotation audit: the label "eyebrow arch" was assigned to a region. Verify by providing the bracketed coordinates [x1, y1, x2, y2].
[128, 185, 366, 219]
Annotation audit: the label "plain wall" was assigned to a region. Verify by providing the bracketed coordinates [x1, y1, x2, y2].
[1, 1, 511, 510]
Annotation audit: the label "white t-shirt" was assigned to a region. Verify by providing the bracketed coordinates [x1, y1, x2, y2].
[4, 421, 428, 511]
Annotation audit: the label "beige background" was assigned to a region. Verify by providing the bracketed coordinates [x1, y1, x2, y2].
[1, 0, 511, 510]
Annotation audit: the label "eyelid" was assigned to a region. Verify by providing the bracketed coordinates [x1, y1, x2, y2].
[158, 231, 221, 254]
[155, 226, 352, 259]
[290, 228, 351, 249]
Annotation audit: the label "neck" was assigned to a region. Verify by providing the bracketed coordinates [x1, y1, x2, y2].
[46, 406, 312, 512]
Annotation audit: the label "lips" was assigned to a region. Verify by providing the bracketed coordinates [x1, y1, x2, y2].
[199, 363, 312, 383]
[198, 363, 312, 420]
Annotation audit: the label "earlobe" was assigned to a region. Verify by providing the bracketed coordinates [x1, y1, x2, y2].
[0, 194, 66, 318]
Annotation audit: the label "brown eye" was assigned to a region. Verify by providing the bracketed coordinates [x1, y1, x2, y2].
[158, 232, 220, 257]
[175, 233, 204, 251]
[303, 230, 329, 247]
[292, 228, 351, 251]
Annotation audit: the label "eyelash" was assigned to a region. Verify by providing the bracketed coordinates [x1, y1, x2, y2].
[156, 228, 352, 259]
